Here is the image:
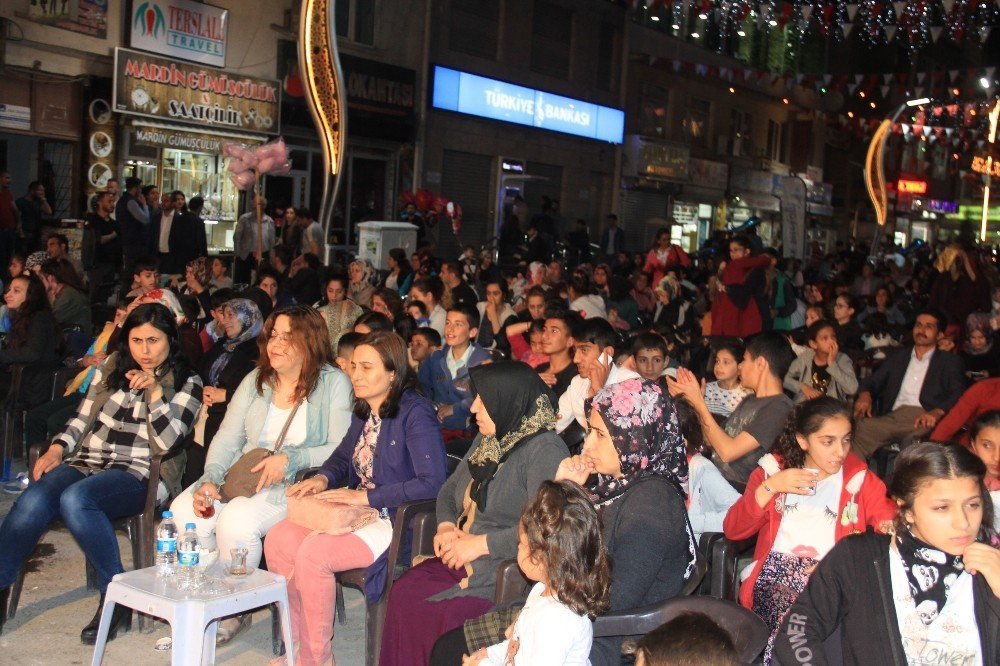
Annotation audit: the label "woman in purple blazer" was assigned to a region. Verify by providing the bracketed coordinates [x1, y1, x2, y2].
[264, 331, 447, 666]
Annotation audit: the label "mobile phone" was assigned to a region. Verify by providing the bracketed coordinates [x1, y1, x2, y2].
[598, 352, 612, 366]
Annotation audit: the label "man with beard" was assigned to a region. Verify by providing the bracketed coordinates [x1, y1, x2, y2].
[852, 309, 967, 458]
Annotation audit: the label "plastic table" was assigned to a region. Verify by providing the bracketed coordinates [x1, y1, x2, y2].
[90, 565, 294, 666]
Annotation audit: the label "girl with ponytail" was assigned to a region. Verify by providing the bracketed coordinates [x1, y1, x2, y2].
[722, 396, 896, 664]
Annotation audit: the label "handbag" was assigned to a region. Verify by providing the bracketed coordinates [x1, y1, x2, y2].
[287, 494, 379, 535]
[219, 400, 301, 502]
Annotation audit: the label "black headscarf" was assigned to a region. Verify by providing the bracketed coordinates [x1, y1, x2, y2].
[466, 362, 556, 509]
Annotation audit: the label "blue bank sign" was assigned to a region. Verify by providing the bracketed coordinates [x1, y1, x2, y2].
[431, 65, 624, 144]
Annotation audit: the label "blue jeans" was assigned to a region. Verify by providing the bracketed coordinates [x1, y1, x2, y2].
[0, 465, 146, 593]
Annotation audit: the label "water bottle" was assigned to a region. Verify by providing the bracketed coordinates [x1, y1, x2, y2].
[155, 511, 178, 578]
[177, 523, 201, 590]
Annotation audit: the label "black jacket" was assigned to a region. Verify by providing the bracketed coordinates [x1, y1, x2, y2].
[775, 531, 1000, 666]
[858, 345, 967, 415]
[198, 336, 259, 448]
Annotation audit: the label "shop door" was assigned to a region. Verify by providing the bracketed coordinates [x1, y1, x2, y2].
[265, 170, 309, 211]
[349, 157, 387, 234]
[441, 150, 492, 259]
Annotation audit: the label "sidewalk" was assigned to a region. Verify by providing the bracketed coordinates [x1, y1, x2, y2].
[0, 461, 368, 665]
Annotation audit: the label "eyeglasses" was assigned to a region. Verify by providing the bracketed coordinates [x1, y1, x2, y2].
[269, 331, 293, 344]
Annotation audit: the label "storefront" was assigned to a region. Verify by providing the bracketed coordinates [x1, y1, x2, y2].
[0, 68, 85, 220]
[672, 158, 728, 251]
[620, 136, 689, 251]
[111, 47, 279, 253]
[729, 166, 784, 247]
[275, 42, 417, 247]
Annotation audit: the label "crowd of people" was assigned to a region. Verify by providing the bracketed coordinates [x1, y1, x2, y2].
[0, 181, 997, 666]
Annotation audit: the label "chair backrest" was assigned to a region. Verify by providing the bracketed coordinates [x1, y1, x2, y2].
[594, 596, 769, 664]
[707, 533, 757, 601]
[678, 552, 709, 597]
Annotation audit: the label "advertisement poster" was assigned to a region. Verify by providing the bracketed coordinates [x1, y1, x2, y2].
[27, 0, 108, 39]
[129, 0, 229, 68]
[113, 48, 279, 133]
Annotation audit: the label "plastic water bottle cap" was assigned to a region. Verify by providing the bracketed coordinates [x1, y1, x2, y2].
[162, 511, 173, 518]
[185, 523, 196, 529]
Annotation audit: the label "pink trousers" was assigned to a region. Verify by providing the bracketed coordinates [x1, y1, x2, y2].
[264, 519, 376, 666]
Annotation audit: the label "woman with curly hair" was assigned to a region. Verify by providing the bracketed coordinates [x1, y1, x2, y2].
[723, 396, 896, 664]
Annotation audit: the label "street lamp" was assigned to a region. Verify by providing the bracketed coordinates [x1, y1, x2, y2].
[864, 97, 931, 257]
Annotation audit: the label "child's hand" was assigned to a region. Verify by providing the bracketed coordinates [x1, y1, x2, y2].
[461, 648, 488, 665]
[769, 468, 819, 496]
[964, 542, 1000, 598]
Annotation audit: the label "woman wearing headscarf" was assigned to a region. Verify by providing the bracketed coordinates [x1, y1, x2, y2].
[430, 377, 698, 666]
[183, 298, 262, 485]
[379, 362, 569, 665]
[176, 256, 212, 323]
[961, 312, 1000, 379]
[348, 258, 377, 308]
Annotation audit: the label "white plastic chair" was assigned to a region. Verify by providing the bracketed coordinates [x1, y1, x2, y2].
[90, 566, 294, 666]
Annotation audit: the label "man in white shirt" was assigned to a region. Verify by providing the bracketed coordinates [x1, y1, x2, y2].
[233, 194, 276, 283]
[147, 191, 177, 274]
[852, 310, 968, 458]
[557, 318, 639, 433]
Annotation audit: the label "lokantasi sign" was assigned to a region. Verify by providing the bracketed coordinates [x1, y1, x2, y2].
[112, 48, 279, 133]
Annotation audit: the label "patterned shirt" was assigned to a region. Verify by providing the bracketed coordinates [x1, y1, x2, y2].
[703, 381, 753, 418]
[352, 413, 381, 489]
[54, 365, 203, 482]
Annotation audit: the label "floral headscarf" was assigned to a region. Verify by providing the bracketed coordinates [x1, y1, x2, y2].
[587, 377, 689, 507]
[655, 274, 681, 301]
[964, 312, 993, 355]
[186, 257, 208, 287]
[207, 298, 263, 386]
[25, 251, 50, 273]
[587, 377, 696, 579]
[350, 258, 377, 286]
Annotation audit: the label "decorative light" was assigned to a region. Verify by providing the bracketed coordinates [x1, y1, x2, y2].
[848, 111, 855, 118]
[782, 97, 790, 104]
[870, 101, 877, 108]
[729, 87, 736, 93]
[981, 76, 991, 89]
[651, 14, 660, 21]
[691, 31, 701, 37]
[860, 91, 866, 98]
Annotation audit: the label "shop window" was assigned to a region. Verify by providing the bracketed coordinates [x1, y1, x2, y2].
[639, 84, 669, 138]
[449, 0, 500, 60]
[335, 0, 375, 46]
[729, 109, 752, 157]
[596, 22, 616, 92]
[531, 0, 572, 80]
[682, 98, 710, 147]
[767, 119, 787, 162]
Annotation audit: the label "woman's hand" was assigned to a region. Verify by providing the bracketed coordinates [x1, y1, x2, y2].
[461, 648, 488, 665]
[81, 351, 107, 368]
[249, 453, 289, 493]
[436, 404, 454, 423]
[194, 482, 221, 517]
[433, 523, 464, 557]
[768, 468, 819, 496]
[312, 487, 369, 506]
[440, 533, 488, 569]
[964, 542, 1000, 597]
[33, 443, 64, 481]
[125, 369, 159, 392]
[554, 455, 596, 485]
[202, 387, 227, 407]
[286, 474, 328, 498]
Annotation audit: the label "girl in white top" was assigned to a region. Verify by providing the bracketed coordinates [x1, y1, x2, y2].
[464, 481, 612, 666]
[702, 341, 752, 421]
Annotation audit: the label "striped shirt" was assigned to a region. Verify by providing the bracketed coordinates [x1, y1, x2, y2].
[54, 365, 203, 481]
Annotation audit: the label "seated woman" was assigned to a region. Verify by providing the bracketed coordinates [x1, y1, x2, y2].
[380, 362, 569, 665]
[475, 277, 518, 354]
[184, 298, 262, 486]
[724, 397, 896, 664]
[38, 258, 91, 335]
[171, 306, 353, 644]
[775, 441, 1000, 665]
[383, 247, 413, 297]
[348, 258, 377, 308]
[0, 303, 202, 642]
[264, 331, 447, 666]
[961, 312, 1000, 379]
[174, 257, 212, 324]
[317, 273, 362, 356]
[0, 274, 60, 402]
[208, 256, 233, 293]
[432, 377, 698, 666]
[371, 287, 406, 322]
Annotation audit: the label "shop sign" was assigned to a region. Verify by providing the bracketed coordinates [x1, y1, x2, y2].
[806, 182, 833, 205]
[431, 65, 625, 143]
[130, 0, 229, 68]
[730, 167, 778, 194]
[341, 54, 415, 117]
[897, 179, 928, 194]
[113, 48, 279, 133]
[130, 126, 228, 152]
[501, 159, 525, 173]
[778, 176, 807, 260]
[738, 191, 781, 212]
[622, 136, 688, 181]
[672, 203, 700, 225]
[971, 155, 1000, 178]
[0, 104, 31, 131]
[688, 159, 728, 190]
[925, 199, 958, 214]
